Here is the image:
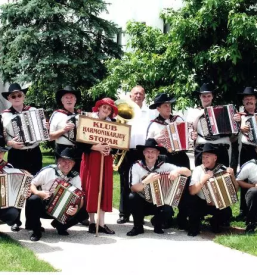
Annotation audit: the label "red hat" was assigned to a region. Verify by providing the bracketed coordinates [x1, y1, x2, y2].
[92, 98, 118, 118]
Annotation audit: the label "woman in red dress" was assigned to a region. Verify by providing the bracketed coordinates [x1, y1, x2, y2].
[80, 98, 118, 234]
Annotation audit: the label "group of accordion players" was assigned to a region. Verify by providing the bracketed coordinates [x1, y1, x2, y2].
[1, 82, 257, 242]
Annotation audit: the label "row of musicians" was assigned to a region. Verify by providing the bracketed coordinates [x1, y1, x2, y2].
[0, 83, 257, 235]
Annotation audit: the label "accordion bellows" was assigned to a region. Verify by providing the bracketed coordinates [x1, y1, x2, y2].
[0, 168, 32, 209]
[46, 179, 84, 224]
[245, 114, 257, 145]
[11, 108, 49, 145]
[159, 122, 194, 152]
[201, 171, 238, 209]
[201, 104, 239, 136]
[144, 173, 187, 207]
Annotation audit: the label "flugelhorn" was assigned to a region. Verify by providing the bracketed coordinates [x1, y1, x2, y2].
[113, 98, 140, 171]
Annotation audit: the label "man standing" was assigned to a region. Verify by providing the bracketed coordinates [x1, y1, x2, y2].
[25, 148, 88, 241]
[117, 85, 155, 224]
[236, 87, 257, 219]
[127, 138, 191, 236]
[147, 93, 190, 230]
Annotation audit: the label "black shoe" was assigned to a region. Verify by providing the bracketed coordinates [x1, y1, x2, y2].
[245, 222, 256, 234]
[187, 230, 200, 237]
[236, 212, 247, 222]
[57, 229, 69, 236]
[154, 227, 164, 234]
[99, 225, 115, 235]
[80, 219, 89, 226]
[30, 231, 42, 242]
[11, 224, 20, 232]
[127, 226, 144, 237]
[88, 223, 96, 234]
[117, 216, 129, 224]
[210, 219, 221, 233]
[26, 226, 45, 232]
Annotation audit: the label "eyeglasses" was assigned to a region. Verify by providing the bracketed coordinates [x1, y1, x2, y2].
[10, 94, 23, 99]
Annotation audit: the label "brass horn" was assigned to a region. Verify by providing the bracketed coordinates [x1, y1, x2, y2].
[113, 99, 140, 171]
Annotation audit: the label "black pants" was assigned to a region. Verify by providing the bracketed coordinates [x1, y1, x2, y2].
[8, 145, 43, 226]
[194, 144, 229, 167]
[164, 151, 190, 228]
[188, 195, 232, 232]
[129, 192, 174, 228]
[118, 149, 143, 218]
[239, 144, 257, 215]
[245, 188, 257, 224]
[0, 207, 20, 226]
[25, 195, 89, 232]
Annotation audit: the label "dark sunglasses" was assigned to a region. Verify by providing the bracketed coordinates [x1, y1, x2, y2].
[10, 94, 23, 99]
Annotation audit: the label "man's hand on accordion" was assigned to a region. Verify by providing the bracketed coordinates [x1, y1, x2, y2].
[240, 124, 250, 134]
[38, 190, 51, 200]
[63, 122, 75, 132]
[8, 136, 24, 149]
[66, 205, 78, 216]
[143, 173, 161, 184]
[201, 171, 213, 184]
[169, 170, 180, 181]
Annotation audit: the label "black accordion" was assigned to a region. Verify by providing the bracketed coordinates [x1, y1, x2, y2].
[143, 172, 187, 207]
[200, 105, 239, 137]
[201, 171, 238, 209]
[11, 108, 49, 145]
[0, 168, 32, 209]
[245, 114, 257, 145]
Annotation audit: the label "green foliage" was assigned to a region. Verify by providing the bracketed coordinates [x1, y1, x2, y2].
[0, 0, 122, 111]
[90, 0, 257, 109]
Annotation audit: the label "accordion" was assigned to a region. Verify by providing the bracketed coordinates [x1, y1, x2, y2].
[66, 115, 77, 141]
[143, 173, 187, 207]
[11, 108, 49, 146]
[46, 179, 84, 224]
[200, 105, 239, 137]
[159, 122, 194, 152]
[0, 168, 32, 209]
[245, 114, 257, 145]
[201, 171, 238, 209]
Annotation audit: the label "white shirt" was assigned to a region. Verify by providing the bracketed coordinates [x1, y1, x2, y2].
[2, 107, 39, 149]
[147, 115, 184, 140]
[131, 162, 178, 186]
[49, 110, 77, 146]
[236, 160, 257, 183]
[128, 104, 155, 148]
[32, 166, 81, 192]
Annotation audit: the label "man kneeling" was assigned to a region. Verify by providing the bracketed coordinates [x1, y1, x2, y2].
[188, 143, 237, 236]
[26, 148, 88, 241]
[127, 138, 191, 236]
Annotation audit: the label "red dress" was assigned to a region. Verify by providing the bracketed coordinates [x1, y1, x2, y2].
[80, 150, 113, 213]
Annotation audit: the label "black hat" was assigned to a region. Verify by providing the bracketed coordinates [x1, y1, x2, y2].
[56, 86, 81, 106]
[2, 83, 28, 100]
[136, 138, 167, 154]
[149, 93, 176, 109]
[237, 87, 257, 97]
[57, 147, 80, 161]
[202, 143, 219, 155]
[198, 83, 214, 94]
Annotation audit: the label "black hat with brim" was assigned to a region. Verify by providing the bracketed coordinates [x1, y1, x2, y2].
[196, 83, 214, 94]
[56, 86, 81, 106]
[149, 93, 176, 109]
[202, 143, 219, 155]
[136, 138, 167, 155]
[2, 83, 29, 100]
[237, 87, 257, 98]
[57, 147, 81, 161]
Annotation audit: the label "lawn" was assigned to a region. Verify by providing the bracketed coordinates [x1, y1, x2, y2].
[0, 233, 57, 272]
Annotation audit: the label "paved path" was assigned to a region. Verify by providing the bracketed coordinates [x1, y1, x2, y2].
[1, 209, 257, 274]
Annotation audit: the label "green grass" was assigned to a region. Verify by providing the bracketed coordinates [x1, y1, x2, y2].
[0, 233, 58, 272]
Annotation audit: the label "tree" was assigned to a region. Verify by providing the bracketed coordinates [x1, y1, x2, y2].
[90, 0, 257, 109]
[0, 0, 122, 110]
